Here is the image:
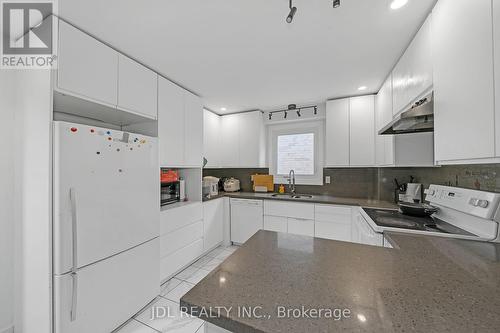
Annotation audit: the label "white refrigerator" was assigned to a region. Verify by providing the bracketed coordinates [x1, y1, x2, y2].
[53, 121, 160, 333]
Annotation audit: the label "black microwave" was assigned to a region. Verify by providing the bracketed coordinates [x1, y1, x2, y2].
[161, 181, 180, 206]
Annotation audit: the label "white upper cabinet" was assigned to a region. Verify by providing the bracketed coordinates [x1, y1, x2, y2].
[184, 91, 203, 167]
[203, 110, 222, 168]
[350, 95, 375, 166]
[58, 21, 118, 106]
[238, 111, 265, 167]
[433, 0, 495, 162]
[215, 111, 265, 168]
[158, 77, 185, 167]
[392, 15, 433, 116]
[325, 99, 350, 166]
[117, 55, 158, 119]
[375, 75, 395, 166]
[494, 0, 500, 156]
[158, 77, 203, 167]
[219, 114, 240, 167]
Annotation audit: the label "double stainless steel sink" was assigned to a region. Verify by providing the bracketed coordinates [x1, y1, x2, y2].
[270, 193, 314, 200]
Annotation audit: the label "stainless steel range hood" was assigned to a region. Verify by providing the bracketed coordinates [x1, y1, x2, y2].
[379, 93, 434, 135]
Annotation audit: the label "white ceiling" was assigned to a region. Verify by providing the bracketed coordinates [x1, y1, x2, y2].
[59, 0, 437, 114]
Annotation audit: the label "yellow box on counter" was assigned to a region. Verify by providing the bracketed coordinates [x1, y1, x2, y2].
[251, 174, 274, 192]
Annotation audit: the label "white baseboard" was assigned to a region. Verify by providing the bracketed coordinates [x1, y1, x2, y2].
[0, 325, 14, 333]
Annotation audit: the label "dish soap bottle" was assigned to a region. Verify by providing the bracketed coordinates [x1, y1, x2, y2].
[278, 184, 285, 194]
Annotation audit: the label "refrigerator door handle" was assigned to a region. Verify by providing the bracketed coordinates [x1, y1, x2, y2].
[70, 272, 78, 321]
[69, 188, 78, 270]
[69, 188, 78, 321]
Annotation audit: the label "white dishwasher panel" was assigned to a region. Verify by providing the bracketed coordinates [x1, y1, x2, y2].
[230, 199, 263, 244]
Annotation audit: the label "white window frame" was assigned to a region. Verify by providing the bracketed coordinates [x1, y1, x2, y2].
[268, 120, 324, 186]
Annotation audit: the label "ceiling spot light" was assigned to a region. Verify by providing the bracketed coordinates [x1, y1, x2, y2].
[220, 107, 227, 112]
[332, 0, 341, 8]
[286, 0, 298, 23]
[358, 86, 367, 91]
[390, 0, 408, 10]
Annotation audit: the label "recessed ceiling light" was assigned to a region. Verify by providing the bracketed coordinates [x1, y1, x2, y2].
[220, 107, 227, 112]
[358, 86, 367, 91]
[390, 0, 408, 10]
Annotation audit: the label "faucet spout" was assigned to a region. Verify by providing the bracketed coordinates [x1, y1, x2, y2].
[288, 170, 296, 195]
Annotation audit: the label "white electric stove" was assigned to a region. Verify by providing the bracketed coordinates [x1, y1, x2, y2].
[362, 185, 500, 243]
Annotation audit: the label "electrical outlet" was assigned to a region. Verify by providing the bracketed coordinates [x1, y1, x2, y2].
[325, 176, 331, 184]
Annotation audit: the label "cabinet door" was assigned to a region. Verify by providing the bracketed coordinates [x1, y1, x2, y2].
[287, 218, 314, 237]
[219, 114, 240, 167]
[58, 21, 118, 106]
[433, 0, 495, 161]
[375, 75, 395, 166]
[494, 0, 500, 156]
[158, 77, 185, 166]
[203, 199, 224, 251]
[264, 216, 288, 233]
[203, 110, 221, 168]
[184, 91, 203, 167]
[392, 15, 433, 116]
[350, 95, 375, 166]
[325, 99, 350, 166]
[239, 111, 264, 167]
[117, 55, 157, 119]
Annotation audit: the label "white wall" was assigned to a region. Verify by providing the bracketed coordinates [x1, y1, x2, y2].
[0, 71, 16, 333]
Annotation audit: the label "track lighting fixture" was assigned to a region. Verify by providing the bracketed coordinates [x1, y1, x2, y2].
[286, 0, 297, 23]
[285, 0, 340, 24]
[296, 110, 301, 117]
[269, 113, 272, 120]
[284, 111, 288, 119]
[314, 106, 318, 115]
[269, 104, 318, 119]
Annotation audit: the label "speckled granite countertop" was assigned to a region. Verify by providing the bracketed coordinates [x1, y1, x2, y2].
[181, 230, 500, 333]
[203, 191, 398, 210]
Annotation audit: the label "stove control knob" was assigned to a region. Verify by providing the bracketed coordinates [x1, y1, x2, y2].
[469, 198, 480, 207]
[478, 200, 489, 208]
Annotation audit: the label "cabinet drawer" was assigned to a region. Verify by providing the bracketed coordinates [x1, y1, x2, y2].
[264, 215, 288, 233]
[287, 218, 314, 237]
[314, 204, 352, 222]
[264, 201, 314, 220]
[160, 220, 203, 258]
[315, 221, 351, 242]
[160, 238, 203, 282]
[160, 203, 203, 235]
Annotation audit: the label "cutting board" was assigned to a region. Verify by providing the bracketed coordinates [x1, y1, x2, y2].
[252, 174, 274, 192]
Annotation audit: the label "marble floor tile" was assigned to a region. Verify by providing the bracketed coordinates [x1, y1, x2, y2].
[191, 256, 213, 268]
[214, 250, 233, 261]
[205, 247, 225, 258]
[185, 269, 211, 285]
[135, 297, 203, 333]
[175, 266, 199, 281]
[200, 258, 223, 272]
[161, 278, 183, 296]
[163, 281, 195, 304]
[114, 319, 159, 333]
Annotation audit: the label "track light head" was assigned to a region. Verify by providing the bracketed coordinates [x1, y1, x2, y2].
[284, 111, 288, 119]
[332, 0, 341, 8]
[314, 106, 318, 115]
[269, 113, 272, 120]
[286, 6, 297, 23]
[296, 110, 301, 117]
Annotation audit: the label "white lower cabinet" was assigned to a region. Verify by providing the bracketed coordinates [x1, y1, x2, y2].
[230, 199, 264, 244]
[159, 203, 204, 281]
[287, 218, 315, 237]
[264, 215, 288, 233]
[203, 198, 224, 251]
[314, 205, 352, 242]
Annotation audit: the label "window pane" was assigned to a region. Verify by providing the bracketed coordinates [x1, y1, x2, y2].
[277, 133, 314, 175]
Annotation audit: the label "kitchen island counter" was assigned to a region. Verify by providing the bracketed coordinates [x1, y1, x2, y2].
[181, 230, 500, 333]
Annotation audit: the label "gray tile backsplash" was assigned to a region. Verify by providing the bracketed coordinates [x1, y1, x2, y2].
[204, 164, 500, 203]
